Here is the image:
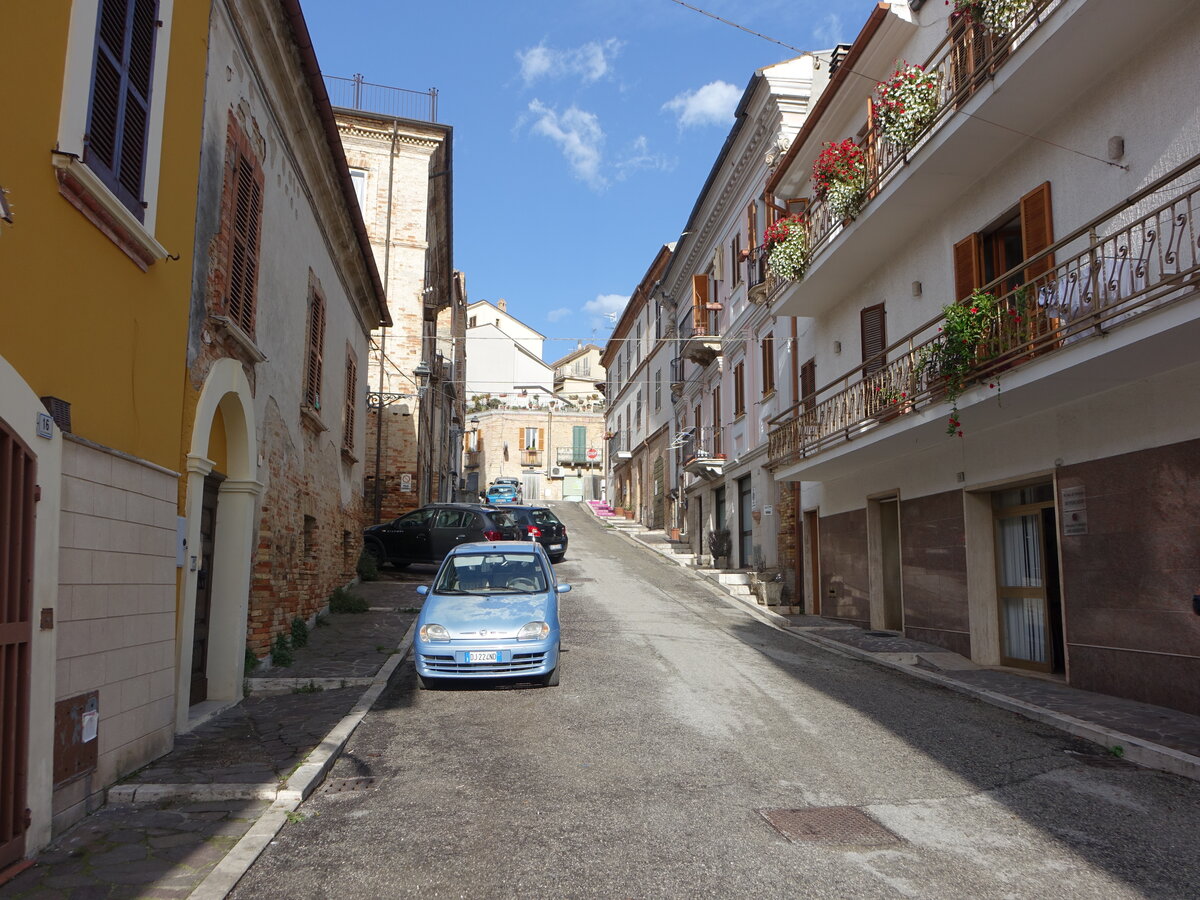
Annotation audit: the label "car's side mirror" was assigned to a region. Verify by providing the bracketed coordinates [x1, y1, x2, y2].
[416, 585, 429, 596]
[556, 583, 572, 594]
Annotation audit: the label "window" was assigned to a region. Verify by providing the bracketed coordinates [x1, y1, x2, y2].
[303, 277, 326, 409]
[800, 359, 816, 407]
[761, 335, 775, 395]
[954, 183, 1055, 300]
[522, 427, 542, 451]
[219, 114, 264, 336]
[860, 304, 886, 376]
[654, 369, 662, 411]
[85, 0, 159, 219]
[691, 274, 710, 335]
[434, 509, 468, 529]
[733, 361, 745, 417]
[348, 168, 368, 209]
[468, 315, 477, 328]
[636, 321, 643, 366]
[712, 388, 722, 455]
[730, 232, 742, 285]
[635, 391, 643, 429]
[342, 350, 357, 452]
[654, 299, 662, 340]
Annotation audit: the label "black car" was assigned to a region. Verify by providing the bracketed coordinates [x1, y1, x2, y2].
[505, 505, 568, 563]
[363, 504, 522, 568]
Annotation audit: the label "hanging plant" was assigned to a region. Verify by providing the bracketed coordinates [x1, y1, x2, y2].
[917, 290, 998, 435]
[873, 62, 940, 149]
[762, 214, 809, 281]
[812, 139, 867, 222]
[949, 0, 1034, 33]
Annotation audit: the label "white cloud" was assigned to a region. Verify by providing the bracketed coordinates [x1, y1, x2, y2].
[584, 294, 629, 323]
[662, 81, 740, 129]
[517, 39, 622, 86]
[546, 307, 572, 322]
[616, 136, 674, 181]
[813, 13, 843, 49]
[527, 100, 607, 190]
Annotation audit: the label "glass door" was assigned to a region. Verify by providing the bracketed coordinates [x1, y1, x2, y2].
[993, 484, 1058, 672]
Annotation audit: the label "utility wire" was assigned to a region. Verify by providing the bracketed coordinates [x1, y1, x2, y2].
[663, 0, 808, 55]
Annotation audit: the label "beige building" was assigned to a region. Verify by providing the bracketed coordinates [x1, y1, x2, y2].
[552, 344, 605, 405]
[465, 408, 605, 502]
[329, 79, 462, 522]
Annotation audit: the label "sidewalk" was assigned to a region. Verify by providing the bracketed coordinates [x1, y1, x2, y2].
[603, 512, 1200, 783]
[0, 570, 427, 899]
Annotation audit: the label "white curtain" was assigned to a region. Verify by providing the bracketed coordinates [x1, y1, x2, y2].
[997, 514, 1046, 663]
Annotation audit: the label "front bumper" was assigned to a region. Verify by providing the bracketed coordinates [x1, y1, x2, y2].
[415, 637, 559, 680]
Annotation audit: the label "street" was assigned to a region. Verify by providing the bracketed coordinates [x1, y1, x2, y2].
[233, 503, 1200, 899]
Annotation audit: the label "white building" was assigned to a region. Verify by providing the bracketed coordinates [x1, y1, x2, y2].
[464, 299, 556, 407]
[763, 0, 1200, 714]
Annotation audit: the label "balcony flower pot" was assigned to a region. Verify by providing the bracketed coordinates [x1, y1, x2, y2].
[813, 140, 867, 222]
[873, 62, 940, 150]
[614, 506, 626, 517]
[669, 527, 681, 541]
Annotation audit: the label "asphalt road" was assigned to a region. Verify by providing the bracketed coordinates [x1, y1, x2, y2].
[233, 503, 1200, 899]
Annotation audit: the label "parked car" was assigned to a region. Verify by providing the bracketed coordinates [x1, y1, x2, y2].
[362, 504, 522, 568]
[505, 505, 568, 562]
[485, 483, 520, 505]
[414, 540, 568, 688]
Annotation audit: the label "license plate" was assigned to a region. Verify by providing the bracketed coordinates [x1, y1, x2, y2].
[461, 650, 507, 664]
[549, 544, 562, 551]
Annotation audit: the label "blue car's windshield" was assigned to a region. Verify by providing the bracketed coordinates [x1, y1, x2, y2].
[434, 552, 547, 594]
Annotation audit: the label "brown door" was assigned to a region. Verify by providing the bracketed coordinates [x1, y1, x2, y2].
[879, 498, 904, 631]
[805, 509, 820, 616]
[191, 476, 221, 705]
[1, 420, 35, 868]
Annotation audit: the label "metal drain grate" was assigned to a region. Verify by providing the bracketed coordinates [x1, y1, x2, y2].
[758, 807, 901, 847]
[324, 777, 379, 793]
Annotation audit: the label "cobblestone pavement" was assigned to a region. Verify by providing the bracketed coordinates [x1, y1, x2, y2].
[0, 572, 421, 899]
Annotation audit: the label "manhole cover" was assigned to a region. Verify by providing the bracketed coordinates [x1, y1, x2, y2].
[758, 807, 900, 847]
[324, 777, 379, 793]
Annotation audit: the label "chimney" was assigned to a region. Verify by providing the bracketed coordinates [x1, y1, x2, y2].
[497, 299, 507, 313]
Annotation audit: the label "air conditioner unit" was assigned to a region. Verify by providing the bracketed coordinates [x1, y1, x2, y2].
[549, 466, 566, 478]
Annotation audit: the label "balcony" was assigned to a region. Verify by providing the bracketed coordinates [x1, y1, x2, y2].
[767, 155, 1200, 479]
[681, 427, 726, 480]
[770, 0, 1193, 319]
[679, 313, 721, 367]
[669, 357, 686, 397]
[520, 449, 543, 467]
[464, 449, 480, 468]
[556, 447, 602, 467]
[323, 74, 438, 122]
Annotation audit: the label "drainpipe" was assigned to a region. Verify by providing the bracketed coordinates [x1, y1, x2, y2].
[373, 121, 399, 522]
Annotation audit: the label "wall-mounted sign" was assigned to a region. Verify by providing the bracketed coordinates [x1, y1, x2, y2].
[400, 473, 413, 492]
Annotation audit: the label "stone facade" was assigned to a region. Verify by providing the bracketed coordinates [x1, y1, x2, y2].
[465, 409, 606, 502]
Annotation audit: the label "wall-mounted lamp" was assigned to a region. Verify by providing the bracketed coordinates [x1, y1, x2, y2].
[833, 341, 842, 354]
[912, 281, 923, 297]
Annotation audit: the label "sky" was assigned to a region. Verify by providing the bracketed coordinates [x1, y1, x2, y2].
[304, 0, 881, 363]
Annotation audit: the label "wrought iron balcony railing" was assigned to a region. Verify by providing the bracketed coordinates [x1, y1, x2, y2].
[767, 152, 1200, 466]
[556, 447, 602, 466]
[681, 426, 724, 465]
[773, 0, 1061, 287]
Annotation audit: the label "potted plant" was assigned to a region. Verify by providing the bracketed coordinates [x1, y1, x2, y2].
[917, 290, 998, 435]
[707, 529, 732, 569]
[763, 214, 810, 282]
[873, 62, 940, 150]
[812, 139, 867, 222]
[951, 0, 1034, 32]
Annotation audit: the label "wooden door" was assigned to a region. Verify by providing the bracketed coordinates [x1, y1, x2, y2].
[0, 420, 35, 868]
[191, 476, 221, 705]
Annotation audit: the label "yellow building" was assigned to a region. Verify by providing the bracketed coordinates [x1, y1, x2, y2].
[0, 0, 211, 864]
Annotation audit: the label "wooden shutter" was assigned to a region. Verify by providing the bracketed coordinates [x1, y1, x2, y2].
[537, 428, 545, 451]
[1020, 182, 1055, 281]
[342, 353, 357, 450]
[952, 233, 984, 302]
[734, 363, 745, 416]
[860, 304, 887, 375]
[746, 202, 758, 248]
[762, 335, 775, 393]
[304, 291, 325, 408]
[691, 274, 709, 334]
[226, 143, 264, 335]
[86, 0, 159, 218]
[800, 359, 816, 404]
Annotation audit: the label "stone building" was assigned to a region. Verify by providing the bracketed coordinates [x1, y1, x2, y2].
[465, 408, 606, 502]
[328, 77, 460, 522]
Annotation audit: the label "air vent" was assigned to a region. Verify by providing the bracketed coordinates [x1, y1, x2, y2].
[40, 396, 71, 433]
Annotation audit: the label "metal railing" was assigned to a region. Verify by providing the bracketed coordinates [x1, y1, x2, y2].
[520, 450, 542, 466]
[556, 447, 602, 466]
[767, 153, 1200, 466]
[682, 426, 724, 464]
[776, 0, 1061, 284]
[323, 74, 439, 122]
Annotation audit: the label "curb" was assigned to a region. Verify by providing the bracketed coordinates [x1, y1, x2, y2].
[186, 621, 417, 899]
[604, 520, 1200, 785]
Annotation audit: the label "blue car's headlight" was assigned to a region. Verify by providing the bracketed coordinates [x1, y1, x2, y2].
[517, 621, 549, 641]
[419, 623, 450, 642]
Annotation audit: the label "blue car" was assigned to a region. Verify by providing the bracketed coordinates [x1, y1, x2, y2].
[414, 541, 568, 689]
[485, 483, 519, 504]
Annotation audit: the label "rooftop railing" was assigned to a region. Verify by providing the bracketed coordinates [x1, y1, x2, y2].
[323, 73, 439, 123]
[767, 152, 1200, 466]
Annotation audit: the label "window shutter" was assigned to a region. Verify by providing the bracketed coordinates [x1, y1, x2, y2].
[342, 354, 357, 450]
[86, 0, 158, 219]
[304, 292, 325, 408]
[952, 233, 984, 302]
[538, 428, 545, 451]
[800, 359, 816, 404]
[762, 335, 775, 393]
[691, 274, 709, 334]
[860, 304, 886, 375]
[746, 202, 758, 247]
[1020, 182, 1055, 281]
[227, 146, 263, 334]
